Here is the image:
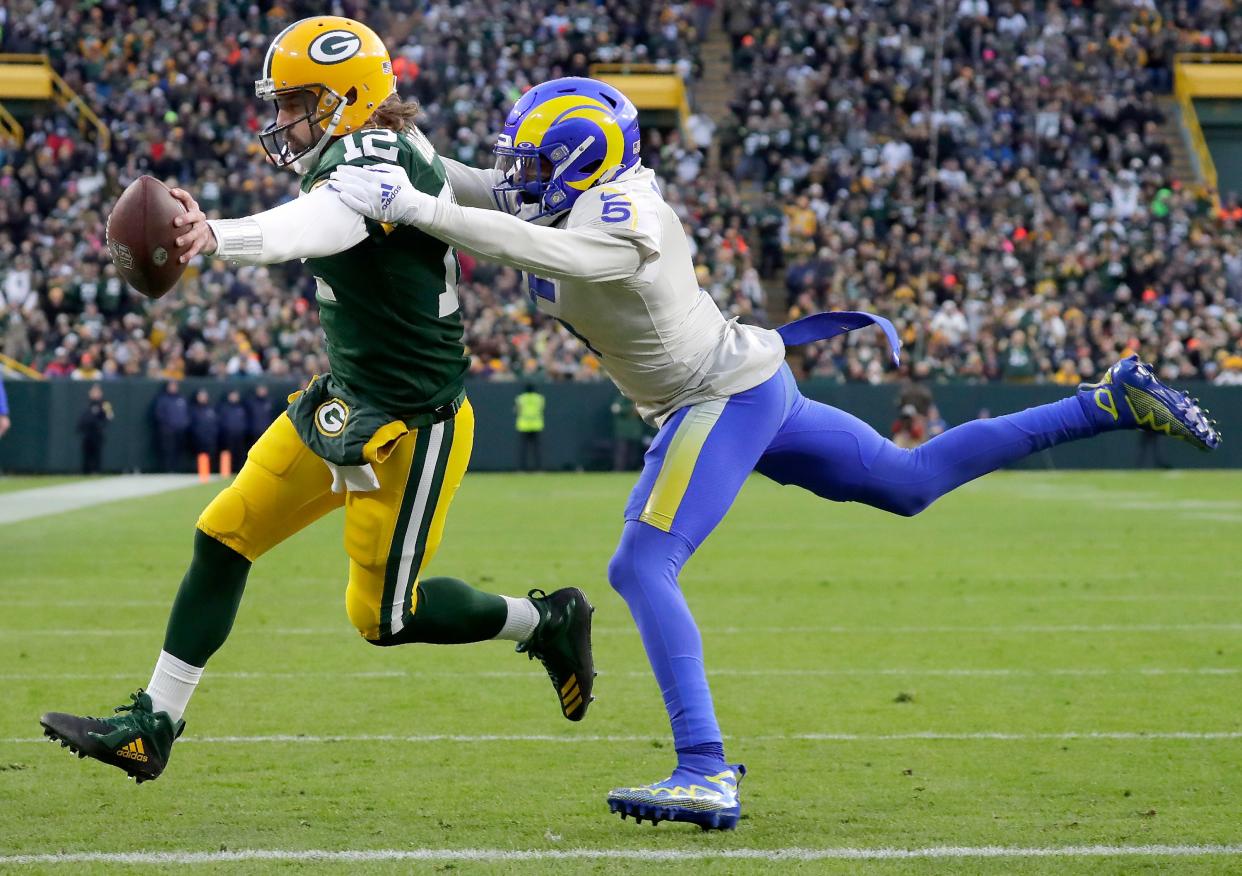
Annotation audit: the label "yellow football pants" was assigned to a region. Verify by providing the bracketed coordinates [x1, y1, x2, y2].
[196, 401, 475, 641]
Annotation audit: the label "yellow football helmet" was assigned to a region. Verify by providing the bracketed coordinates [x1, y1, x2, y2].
[255, 16, 395, 171]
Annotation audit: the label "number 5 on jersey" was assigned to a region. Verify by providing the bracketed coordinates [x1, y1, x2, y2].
[600, 191, 632, 224]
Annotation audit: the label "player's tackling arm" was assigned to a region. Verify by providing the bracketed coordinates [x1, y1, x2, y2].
[440, 157, 505, 210]
[331, 163, 645, 283]
[425, 199, 644, 283]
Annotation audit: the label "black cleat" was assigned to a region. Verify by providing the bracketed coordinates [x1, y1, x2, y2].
[40, 690, 184, 783]
[517, 587, 596, 721]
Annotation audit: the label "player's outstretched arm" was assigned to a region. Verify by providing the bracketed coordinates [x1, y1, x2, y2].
[332, 164, 643, 283]
[170, 186, 368, 266]
[170, 188, 216, 263]
[439, 157, 505, 210]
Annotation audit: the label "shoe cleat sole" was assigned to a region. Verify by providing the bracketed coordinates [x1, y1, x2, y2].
[42, 723, 150, 783]
[608, 797, 737, 831]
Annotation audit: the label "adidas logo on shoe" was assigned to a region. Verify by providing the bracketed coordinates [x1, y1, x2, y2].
[560, 675, 583, 713]
[115, 739, 149, 763]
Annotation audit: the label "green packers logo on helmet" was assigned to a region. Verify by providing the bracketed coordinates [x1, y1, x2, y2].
[308, 30, 363, 65]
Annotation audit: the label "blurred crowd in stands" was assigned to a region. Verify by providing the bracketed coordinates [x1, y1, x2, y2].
[1, 0, 1240, 389]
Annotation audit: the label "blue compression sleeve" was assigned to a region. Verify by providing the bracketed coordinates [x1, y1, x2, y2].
[608, 521, 725, 756]
[757, 396, 1100, 516]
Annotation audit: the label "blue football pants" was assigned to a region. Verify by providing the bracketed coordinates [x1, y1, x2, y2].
[608, 364, 1099, 761]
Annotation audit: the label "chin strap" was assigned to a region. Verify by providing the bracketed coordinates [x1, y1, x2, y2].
[292, 101, 347, 175]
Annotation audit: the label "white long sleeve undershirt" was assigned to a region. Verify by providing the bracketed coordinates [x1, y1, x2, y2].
[440, 157, 505, 210]
[423, 197, 644, 283]
[206, 184, 368, 265]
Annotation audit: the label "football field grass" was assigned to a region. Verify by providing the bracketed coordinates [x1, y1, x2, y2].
[0, 476, 85, 495]
[1, 470, 1240, 873]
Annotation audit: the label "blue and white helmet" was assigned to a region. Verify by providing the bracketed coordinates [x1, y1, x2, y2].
[492, 77, 641, 223]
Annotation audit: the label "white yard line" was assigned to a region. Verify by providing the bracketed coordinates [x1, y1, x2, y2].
[966, 483, 1242, 521]
[6, 622, 1242, 637]
[3, 600, 172, 607]
[0, 475, 201, 525]
[9, 593, 1240, 608]
[628, 623, 1242, 635]
[3, 666, 1238, 682]
[11, 730, 1242, 745]
[959, 593, 1242, 603]
[2, 845, 1241, 865]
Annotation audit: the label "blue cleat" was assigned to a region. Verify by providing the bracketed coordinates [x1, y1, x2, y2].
[606, 764, 746, 831]
[1078, 355, 1221, 451]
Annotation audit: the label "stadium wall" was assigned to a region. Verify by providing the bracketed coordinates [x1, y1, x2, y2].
[1, 379, 1238, 474]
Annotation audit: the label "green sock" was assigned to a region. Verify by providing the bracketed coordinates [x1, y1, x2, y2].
[378, 576, 507, 645]
[161, 530, 251, 666]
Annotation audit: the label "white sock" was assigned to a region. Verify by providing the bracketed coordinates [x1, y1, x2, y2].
[145, 651, 203, 722]
[494, 595, 540, 643]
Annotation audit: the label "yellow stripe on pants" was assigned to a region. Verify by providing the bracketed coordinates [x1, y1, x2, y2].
[638, 398, 727, 532]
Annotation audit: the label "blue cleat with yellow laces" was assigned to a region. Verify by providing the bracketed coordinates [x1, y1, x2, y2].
[607, 764, 746, 830]
[1077, 355, 1221, 451]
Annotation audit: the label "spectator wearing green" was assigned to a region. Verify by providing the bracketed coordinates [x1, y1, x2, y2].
[515, 383, 546, 471]
[1151, 187, 1174, 219]
[1001, 330, 1038, 383]
[610, 394, 647, 471]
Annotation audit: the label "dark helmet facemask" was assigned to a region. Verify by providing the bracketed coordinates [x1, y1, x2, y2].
[256, 84, 344, 173]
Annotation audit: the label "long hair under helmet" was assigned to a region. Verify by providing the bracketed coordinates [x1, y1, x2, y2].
[255, 16, 396, 173]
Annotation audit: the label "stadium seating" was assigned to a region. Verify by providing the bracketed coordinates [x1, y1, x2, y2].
[0, 0, 1239, 385]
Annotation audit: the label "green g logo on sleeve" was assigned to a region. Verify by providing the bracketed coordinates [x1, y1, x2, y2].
[315, 399, 350, 436]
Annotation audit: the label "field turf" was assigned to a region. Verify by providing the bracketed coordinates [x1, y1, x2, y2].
[0, 470, 1240, 873]
[0, 476, 85, 495]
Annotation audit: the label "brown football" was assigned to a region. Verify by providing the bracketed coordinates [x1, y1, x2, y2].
[106, 175, 189, 299]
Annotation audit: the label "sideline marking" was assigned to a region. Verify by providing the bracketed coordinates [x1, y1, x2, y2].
[3, 845, 1242, 865]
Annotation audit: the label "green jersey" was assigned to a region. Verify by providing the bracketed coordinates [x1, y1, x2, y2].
[300, 127, 468, 419]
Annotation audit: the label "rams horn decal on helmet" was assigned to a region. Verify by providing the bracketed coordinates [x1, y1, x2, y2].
[492, 77, 641, 223]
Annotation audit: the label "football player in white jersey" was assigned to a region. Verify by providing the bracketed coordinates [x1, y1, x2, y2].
[330, 77, 1220, 831]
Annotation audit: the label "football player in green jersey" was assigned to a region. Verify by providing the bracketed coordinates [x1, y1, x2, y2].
[40, 16, 594, 785]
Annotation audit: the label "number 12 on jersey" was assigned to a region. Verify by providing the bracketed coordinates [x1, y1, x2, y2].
[340, 129, 400, 163]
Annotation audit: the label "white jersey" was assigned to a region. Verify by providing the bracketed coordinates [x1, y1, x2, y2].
[431, 161, 786, 424]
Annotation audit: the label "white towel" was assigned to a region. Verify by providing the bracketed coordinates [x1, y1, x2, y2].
[324, 460, 381, 494]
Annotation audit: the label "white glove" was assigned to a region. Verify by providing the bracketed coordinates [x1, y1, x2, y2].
[329, 164, 437, 227]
